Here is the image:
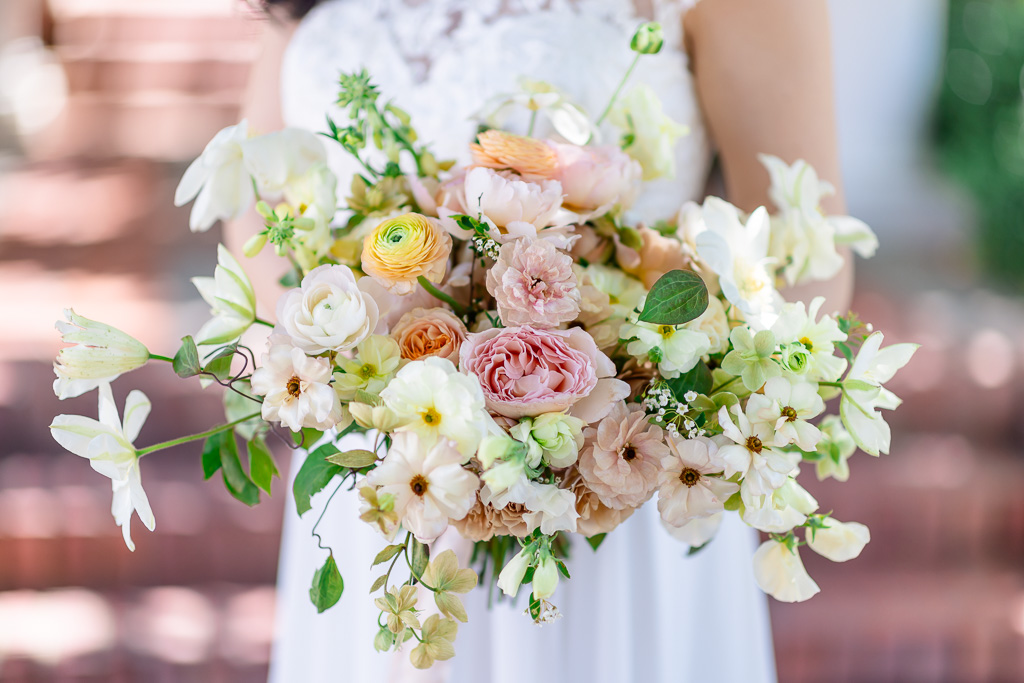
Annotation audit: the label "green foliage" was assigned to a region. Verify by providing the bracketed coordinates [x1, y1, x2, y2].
[409, 538, 430, 580]
[309, 554, 344, 613]
[172, 336, 201, 378]
[665, 361, 713, 401]
[935, 0, 1024, 288]
[202, 431, 260, 506]
[372, 543, 405, 567]
[326, 449, 378, 469]
[293, 444, 344, 516]
[247, 437, 278, 495]
[585, 533, 607, 551]
[203, 344, 237, 381]
[638, 270, 709, 325]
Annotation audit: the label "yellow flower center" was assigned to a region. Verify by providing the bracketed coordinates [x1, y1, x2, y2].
[680, 467, 701, 488]
[358, 363, 377, 379]
[658, 325, 675, 338]
[799, 336, 813, 351]
[410, 474, 429, 496]
[286, 376, 302, 397]
[421, 407, 442, 426]
[745, 436, 763, 453]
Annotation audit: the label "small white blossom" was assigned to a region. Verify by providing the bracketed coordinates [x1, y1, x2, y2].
[717, 405, 799, 496]
[753, 539, 820, 603]
[746, 377, 825, 451]
[806, 519, 870, 562]
[191, 244, 256, 346]
[251, 344, 344, 432]
[174, 120, 254, 232]
[53, 309, 150, 399]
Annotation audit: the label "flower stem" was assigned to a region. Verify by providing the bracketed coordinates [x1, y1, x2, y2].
[254, 318, 275, 328]
[710, 376, 741, 395]
[594, 53, 640, 129]
[136, 412, 262, 456]
[149, 353, 174, 363]
[526, 109, 538, 137]
[417, 276, 467, 316]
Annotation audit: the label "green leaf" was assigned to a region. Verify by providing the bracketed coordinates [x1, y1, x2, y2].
[293, 444, 343, 516]
[556, 560, 571, 579]
[223, 380, 264, 441]
[637, 270, 709, 326]
[723, 491, 742, 512]
[372, 543, 405, 567]
[326, 449, 378, 469]
[409, 538, 429, 580]
[370, 574, 388, 593]
[666, 361, 713, 400]
[309, 555, 344, 613]
[203, 344, 237, 381]
[528, 593, 542, 620]
[247, 437, 278, 495]
[172, 335, 201, 378]
[687, 541, 711, 556]
[585, 533, 607, 551]
[219, 432, 260, 506]
[200, 434, 222, 480]
[291, 428, 324, 449]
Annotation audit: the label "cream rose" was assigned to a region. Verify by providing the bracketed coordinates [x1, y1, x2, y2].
[276, 264, 379, 354]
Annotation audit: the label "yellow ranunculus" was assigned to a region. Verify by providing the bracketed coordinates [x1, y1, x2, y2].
[361, 213, 452, 294]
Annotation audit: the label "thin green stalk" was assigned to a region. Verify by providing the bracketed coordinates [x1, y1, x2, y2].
[253, 318, 275, 328]
[594, 53, 640, 129]
[136, 412, 261, 456]
[526, 108, 539, 137]
[149, 353, 174, 363]
[417, 276, 467, 316]
[709, 376, 741, 395]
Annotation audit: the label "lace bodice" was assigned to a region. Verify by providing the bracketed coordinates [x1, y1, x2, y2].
[281, 0, 710, 222]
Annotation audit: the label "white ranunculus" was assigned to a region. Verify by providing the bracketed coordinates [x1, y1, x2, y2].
[53, 309, 150, 399]
[192, 244, 256, 346]
[752, 539, 820, 603]
[380, 357, 490, 457]
[366, 433, 480, 543]
[50, 383, 154, 551]
[696, 198, 782, 328]
[807, 519, 870, 562]
[521, 482, 579, 535]
[250, 343, 344, 432]
[840, 332, 918, 456]
[610, 84, 689, 180]
[497, 548, 532, 598]
[276, 264, 379, 354]
[174, 120, 254, 232]
[509, 412, 585, 469]
[532, 555, 559, 600]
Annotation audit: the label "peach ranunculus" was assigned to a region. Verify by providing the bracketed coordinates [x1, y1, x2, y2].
[561, 467, 635, 537]
[470, 129, 558, 177]
[459, 325, 629, 422]
[577, 401, 668, 510]
[390, 307, 468, 362]
[437, 167, 576, 249]
[551, 142, 642, 215]
[486, 238, 581, 329]
[361, 212, 452, 295]
[615, 226, 688, 289]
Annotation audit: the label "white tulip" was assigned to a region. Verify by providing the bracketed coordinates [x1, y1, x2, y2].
[497, 548, 533, 598]
[49, 383, 154, 551]
[53, 309, 150, 399]
[807, 519, 870, 562]
[192, 244, 256, 346]
[174, 120, 254, 232]
[532, 556, 559, 600]
[752, 539, 820, 603]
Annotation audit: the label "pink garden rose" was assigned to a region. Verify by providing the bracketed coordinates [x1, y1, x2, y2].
[486, 238, 581, 328]
[459, 325, 629, 421]
[551, 142, 642, 214]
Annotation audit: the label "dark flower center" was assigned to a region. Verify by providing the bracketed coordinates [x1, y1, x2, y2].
[286, 376, 302, 397]
[781, 406, 798, 422]
[410, 475, 429, 496]
[746, 436, 763, 453]
[680, 468, 701, 487]
[622, 445, 638, 462]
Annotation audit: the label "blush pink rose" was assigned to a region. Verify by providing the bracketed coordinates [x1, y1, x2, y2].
[551, 142, 642, 214]
[486, 238, 581, 328]
[459, 325, 629, 421]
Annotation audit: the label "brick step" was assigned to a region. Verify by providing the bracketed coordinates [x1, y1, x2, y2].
[61, 56, 251, 99]
[53, 15, 257, 48]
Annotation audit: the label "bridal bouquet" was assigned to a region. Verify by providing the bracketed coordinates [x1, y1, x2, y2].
[50, 23, 916, 668]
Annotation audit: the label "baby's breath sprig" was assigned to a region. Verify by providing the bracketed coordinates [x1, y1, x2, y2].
[642, 379, 705, 439]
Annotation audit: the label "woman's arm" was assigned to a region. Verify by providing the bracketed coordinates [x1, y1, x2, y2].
[684, 0, 854, 312]
[224, 16, 297, 321]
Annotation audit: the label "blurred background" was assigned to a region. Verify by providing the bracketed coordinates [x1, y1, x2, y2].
[1, 0, 1023, 681]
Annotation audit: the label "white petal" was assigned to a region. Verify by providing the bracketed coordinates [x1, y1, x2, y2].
[752, 540, 820, 602]
[49, 415, 109, 457]
[121, 390, 151, 443]
[807, 519, 869, 562]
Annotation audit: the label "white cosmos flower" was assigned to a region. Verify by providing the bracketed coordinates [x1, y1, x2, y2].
[192, 244, 256, 346]
[806, 518, 870, 562]
[747, 377, 825, 451]
[657, 435, 738, 527]
[250, 344, 343, 432]
[741, 477, 818, 533]
[620, 316, 710, 380]
[718, 404, 800, 496]
[365, 432, 480, 543]
[696, 198, 782, 328]
[753, 539, 820, 603]
[380, 357, 490, 457]
[771, 297, 848, 382]
[49, 383, 154, 551]
[839, 332, 918, 456]
[53, 309, 150, 400]
[174, 120, 254, 232]
[276, 264, 379, 354]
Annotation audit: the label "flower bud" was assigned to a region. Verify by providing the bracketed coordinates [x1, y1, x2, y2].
[806, 519, 870, 562]
[630, 22, 664, 55]
[497, 549, 532, 598]
[779, 342, 812, 375]
[752, 539, 820, 603]
[476, 434, 518, 469]
[243, 232, 268, 258]
[532, 555, 559, 600]
[53, 309, 150, 399]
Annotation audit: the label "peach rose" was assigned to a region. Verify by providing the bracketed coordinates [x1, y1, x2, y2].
[361, 213, 452, 295]
[391, 307, 468, 362]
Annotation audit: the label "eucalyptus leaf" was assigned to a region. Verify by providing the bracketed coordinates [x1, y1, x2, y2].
[309, 554, 344, 613]
[293, 444, 343, 516]
[172, 335, 201, 378]
[638, 270, 709, 326]
[372, 543, 405, 567]
[326, 449, 378, 469]
[247, 437, 278, 495]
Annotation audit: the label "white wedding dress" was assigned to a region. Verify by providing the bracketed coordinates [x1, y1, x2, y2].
[269, 1, 777, 681]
